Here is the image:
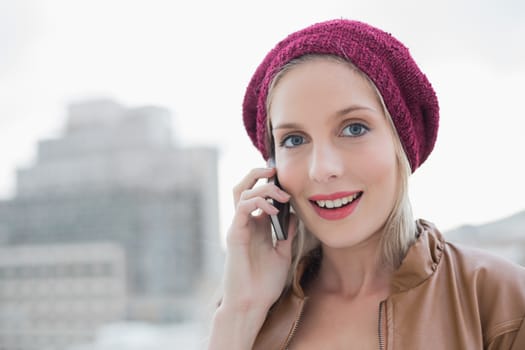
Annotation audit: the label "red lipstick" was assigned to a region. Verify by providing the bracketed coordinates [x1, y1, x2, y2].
[309, 191, 363, 221]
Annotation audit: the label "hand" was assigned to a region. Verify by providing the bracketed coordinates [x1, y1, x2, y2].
[208, 167, 297, 350]
[222, 166, 297, 313]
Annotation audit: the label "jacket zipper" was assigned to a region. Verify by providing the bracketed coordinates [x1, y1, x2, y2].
[378, 300, 385, 350]
[281, 299, 306, 350]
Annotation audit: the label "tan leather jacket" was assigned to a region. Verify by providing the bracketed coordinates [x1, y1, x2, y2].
[253, 220, 525, 350]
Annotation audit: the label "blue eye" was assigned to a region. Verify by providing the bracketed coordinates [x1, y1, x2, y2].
[342, 123, 369, 137]
[281, 135, 305, 148]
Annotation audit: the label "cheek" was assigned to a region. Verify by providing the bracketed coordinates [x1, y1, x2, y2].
[276, 161, 297, 194]
[276, 158, 310, 221]
[275, 156, 299, 194]
[361, 142, 398, 198]
[371, 147, 396, 176]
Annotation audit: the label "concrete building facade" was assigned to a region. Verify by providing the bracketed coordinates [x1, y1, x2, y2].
[0, 243, 126, 349]
[0, 99, 223, 350]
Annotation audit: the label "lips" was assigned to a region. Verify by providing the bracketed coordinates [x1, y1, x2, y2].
[309, 191, 363, 220]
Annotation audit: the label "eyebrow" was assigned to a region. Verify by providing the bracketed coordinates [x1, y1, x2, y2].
[336, 105, 375, 117]
[272, 105, 375, 130]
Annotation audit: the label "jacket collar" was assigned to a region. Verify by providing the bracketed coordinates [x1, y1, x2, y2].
[390, 219, 445, 293]
[254, 219, 446, 350]
[291, 219, 445, 297]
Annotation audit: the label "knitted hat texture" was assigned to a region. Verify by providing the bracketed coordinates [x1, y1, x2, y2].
[242, 19, 439, 172]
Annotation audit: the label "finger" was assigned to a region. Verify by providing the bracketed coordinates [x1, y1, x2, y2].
[226, 198, 275, 246]
[239, 183, 290, 204]
[233, 167, 275, 205]
[234, 197, 278, 227]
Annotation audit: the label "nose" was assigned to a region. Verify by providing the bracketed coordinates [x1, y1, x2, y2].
[308, 142, 344, 183]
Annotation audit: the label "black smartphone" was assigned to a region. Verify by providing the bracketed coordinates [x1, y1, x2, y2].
[267, 165, 290, 241]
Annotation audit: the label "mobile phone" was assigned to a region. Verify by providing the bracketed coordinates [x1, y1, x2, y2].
[267, 166, 290, 241]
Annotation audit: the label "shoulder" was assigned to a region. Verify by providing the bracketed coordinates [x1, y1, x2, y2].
[442, 235, 525, 346]
[444, 240, 525, 291]
[416, 218, 525, 289]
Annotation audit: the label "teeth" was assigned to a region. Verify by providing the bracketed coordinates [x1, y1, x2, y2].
[315, 193, 360, 208]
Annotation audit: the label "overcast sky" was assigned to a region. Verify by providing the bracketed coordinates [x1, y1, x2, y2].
[1, 0, 524, 239]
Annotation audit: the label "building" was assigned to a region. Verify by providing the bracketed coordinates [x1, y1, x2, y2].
[0, 243, 126, 349]
[0, 99, 223, 350]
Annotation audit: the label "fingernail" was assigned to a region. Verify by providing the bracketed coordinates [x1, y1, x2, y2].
[281, 191, 291, 199]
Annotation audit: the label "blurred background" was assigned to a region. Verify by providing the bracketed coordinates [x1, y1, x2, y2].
[0, 0, 524, 349]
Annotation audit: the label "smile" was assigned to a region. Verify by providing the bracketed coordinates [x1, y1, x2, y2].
[309, 191, 363, 220]
[313, 192, 362, 209]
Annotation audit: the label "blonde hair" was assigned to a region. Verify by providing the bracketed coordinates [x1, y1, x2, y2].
[266, 54, 416, 291]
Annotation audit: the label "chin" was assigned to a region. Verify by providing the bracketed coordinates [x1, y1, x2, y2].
[311, 221, 385, 250]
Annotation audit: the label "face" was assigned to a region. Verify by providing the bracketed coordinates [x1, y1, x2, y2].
[269, 58, 399, 250]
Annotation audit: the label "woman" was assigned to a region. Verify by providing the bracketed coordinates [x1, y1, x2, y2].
[209, 19, 525, 349]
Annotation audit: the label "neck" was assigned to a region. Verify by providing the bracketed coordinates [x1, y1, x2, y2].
[314, 230, 392, 299]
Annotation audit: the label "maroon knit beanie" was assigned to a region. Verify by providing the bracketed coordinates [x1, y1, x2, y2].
[242, 19, 439, 172]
